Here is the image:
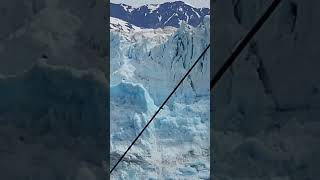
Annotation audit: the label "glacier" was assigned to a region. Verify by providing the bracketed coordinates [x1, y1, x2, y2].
[110, 16, 210, 179]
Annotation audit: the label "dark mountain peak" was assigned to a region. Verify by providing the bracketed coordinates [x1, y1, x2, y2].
[162, 0, 184, 5]
[110, 1, 210, 29]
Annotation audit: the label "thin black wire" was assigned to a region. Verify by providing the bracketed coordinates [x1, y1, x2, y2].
[110, 44, 211, 173]
[210, 0, 282, 90]
[110, 0, 282, 174]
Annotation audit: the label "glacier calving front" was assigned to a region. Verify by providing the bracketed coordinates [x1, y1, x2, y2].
[110, 16, 210, 179]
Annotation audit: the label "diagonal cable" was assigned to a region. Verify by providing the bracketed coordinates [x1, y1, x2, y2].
[110, 44, 210, 173]
[110, 0, 282, 174]
[210, 0, 282, 90]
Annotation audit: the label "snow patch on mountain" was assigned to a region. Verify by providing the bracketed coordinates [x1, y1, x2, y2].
[147, 4, 160, 12]
[110, 1, 210, 28]
[110, 17, 142, 33]
[120, 3, 134, 12]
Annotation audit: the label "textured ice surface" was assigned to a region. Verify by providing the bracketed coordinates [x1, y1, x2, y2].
[110, 16, 210, 179]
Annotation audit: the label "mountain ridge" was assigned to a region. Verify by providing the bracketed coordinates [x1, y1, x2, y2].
[110, 1, 210, 28]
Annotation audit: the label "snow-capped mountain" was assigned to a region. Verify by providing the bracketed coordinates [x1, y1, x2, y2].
[110, 14, 210, 179]
[110, 1, 210, 28]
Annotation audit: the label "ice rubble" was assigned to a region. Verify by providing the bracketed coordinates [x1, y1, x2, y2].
[110, 16, 210, 179]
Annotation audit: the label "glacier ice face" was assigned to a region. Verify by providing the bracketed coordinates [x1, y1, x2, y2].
[110, 82, 157, 154]
[110, 17, 210, 179]
[111, 16, 210, 105]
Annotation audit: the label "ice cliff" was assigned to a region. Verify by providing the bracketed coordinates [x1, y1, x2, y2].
[110, 16, 210, 179]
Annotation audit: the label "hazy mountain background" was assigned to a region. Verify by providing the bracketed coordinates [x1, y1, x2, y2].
[110, 0, 210, 8]
[110, 1, 210, 28]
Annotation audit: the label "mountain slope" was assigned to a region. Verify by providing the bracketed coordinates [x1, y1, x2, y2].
[110, 1, 210, 28]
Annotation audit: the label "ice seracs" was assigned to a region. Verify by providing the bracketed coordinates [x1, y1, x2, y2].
[110, 16, 210, 179]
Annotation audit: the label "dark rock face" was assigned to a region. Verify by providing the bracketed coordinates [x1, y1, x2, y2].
[0, 0, 108, 179]
[212, 0, 320, 179]
[110, 1, 210, 28]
